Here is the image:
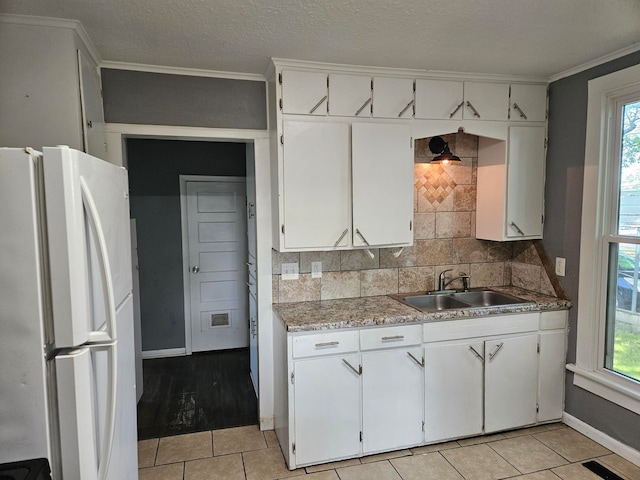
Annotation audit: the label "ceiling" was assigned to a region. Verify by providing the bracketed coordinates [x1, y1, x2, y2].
[2, 0, 640, 79]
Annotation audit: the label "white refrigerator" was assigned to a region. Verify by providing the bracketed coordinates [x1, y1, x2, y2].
[0, 147, 138, 479]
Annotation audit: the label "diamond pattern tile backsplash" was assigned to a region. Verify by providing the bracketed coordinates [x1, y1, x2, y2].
[272, 132, 558, 303]
[415, 164, 457, 207]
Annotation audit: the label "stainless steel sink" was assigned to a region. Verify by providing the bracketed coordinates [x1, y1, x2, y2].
[391, 289, 533, 312]
[450, 290, 531, 307]
[402, 294, 470, 311]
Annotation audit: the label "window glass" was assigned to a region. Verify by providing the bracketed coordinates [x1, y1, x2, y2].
[606, 100, 640, 382]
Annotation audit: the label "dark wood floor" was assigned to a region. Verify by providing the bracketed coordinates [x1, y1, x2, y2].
[136, 348, 258, 440]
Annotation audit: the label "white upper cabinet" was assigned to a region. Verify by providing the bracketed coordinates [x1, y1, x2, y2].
[415, 79, 464, 120]
[281, 70, 328, 115]
[476, 125, 546, 241]
[463, 82, 510, 121]
[328, 74, 372, 117]
[510, 84, 548, 122]
[415, 80, 509, 121]
[372, 77, 415, 119]
[506, 126, 546, 239]
[352, 123, 413, 247]
[281, 120, 350, 249]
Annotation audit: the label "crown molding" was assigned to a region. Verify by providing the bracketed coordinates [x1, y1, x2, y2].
[101, 61, 265, 82]
[0, 14, 101, 65]
[549, 43, 640, 83]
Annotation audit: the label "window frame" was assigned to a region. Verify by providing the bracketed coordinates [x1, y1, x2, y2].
[570, 63, 640, 414]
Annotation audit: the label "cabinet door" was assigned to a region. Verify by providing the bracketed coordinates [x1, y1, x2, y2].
[506, 126, 545, 239]
[293, 354, 361, 466]
[351, 123, 413, 247]
[463, 82, 510, 121]
[510, 84, 547, 122]
[373, 77, 415, 118]
[424, 340, 484, 442]
[78, 50, 107, 159]
[329, 74, 372, 117]
[281, 70, 328, 115]
[282, 121, 350, 249]
[362, 347, 424, 453]
[415, 79, 464, 120]
[538, 330, 566, 421]
[484, 333, 538, 432]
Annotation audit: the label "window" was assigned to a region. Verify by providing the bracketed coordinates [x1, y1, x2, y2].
[570, 63, 640, 414]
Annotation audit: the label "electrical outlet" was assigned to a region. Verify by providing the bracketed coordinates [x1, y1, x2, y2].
[311, 261, 322, 279]
[555, 257, 566, 277]
[282, 262, 299, 281]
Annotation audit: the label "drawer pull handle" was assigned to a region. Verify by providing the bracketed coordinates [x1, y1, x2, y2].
[488, 342, 504, 361]
[466, 100, 481, 118]
[342, 358, 362, 376]
[381, 335, 404, 341]
[510, 221, 525, 235]
[469, 346, 484, 363]
[407, 351, 425, 368]
[315, 341, 339, 348]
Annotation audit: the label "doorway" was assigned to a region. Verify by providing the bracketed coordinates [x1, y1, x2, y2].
[181, 177, 248, 352]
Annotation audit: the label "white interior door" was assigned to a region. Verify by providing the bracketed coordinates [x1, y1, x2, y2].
[186, 180, 248, 352]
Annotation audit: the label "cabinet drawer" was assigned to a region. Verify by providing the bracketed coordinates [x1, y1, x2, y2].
[360, 324, 421, 350]
[423, 312, 538, 342]
[540, 310, 568, 330]
[292, 330, 359, 358]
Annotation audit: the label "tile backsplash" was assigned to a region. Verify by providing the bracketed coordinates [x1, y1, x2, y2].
[272, 132, 559, 304]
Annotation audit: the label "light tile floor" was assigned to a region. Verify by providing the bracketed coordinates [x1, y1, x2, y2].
[138, 423, 640, 480]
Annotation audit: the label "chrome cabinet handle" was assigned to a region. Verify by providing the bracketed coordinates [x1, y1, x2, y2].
[342, 358, 362, 376]
[382, 335, 404, 341]
[246, 281, 253, 288]
[488, 342, 504, 361]
[315, 341, 339, 348]
[466, 101, 481, 118]
[398, 99, 414, 117]
[510, 221, 525, 235]
[355, 228, 370, 246]
[355, 98, 372, 116]
[407, 351, 425, 368]
[309, 95, 328, 114]
[469, 346, 484, 363]
[334, 228, 348, 247]
[449, 101, 464, 118]
[513, 102, 528, 120]
[192, 265, 200, 274]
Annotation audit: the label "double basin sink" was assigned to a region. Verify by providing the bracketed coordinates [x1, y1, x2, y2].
[390, 289, 533, 312]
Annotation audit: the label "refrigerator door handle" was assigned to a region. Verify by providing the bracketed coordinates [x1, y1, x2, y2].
[97, 341, 118, 480]
[81, 177, 117, 342]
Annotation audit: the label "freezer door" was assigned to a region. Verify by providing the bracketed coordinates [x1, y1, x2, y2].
[56, 296, 138, 480]
[43, 147, 132, 347]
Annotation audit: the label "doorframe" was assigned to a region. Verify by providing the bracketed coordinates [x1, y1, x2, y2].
[179, 175, 248, 355]
[103, 124, 275, 430]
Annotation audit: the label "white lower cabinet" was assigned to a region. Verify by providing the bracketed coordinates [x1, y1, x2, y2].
[484, 333, 538, 432]
[362, 346, 424, 453]
[276, 310, 567, 470]
[424, 339, 484, 442]
[293, 354, 361, 466]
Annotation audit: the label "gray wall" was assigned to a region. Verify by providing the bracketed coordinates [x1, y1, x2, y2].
[127, 139, 246, 351]
[101, 69, 267, 130]
[545, 50, 640, 450]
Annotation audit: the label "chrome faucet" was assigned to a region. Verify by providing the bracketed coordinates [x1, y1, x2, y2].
[437, 269, 470, 292]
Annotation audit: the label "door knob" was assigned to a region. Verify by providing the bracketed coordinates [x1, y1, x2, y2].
[192, 265, 200, 274]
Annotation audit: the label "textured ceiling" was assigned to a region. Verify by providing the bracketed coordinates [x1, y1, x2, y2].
[2, 0, 640, 78]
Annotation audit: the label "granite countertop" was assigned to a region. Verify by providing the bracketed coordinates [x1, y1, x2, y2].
[273, 286, 571, 332]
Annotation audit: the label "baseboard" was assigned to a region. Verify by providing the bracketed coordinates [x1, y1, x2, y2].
[142, 348, 186, 359]
[562, 412, 640, 466]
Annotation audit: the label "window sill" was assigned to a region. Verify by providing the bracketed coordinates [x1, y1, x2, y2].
[567, 363, 640, 415]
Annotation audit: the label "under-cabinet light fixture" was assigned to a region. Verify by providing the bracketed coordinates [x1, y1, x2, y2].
[429, 136, 461, 164]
